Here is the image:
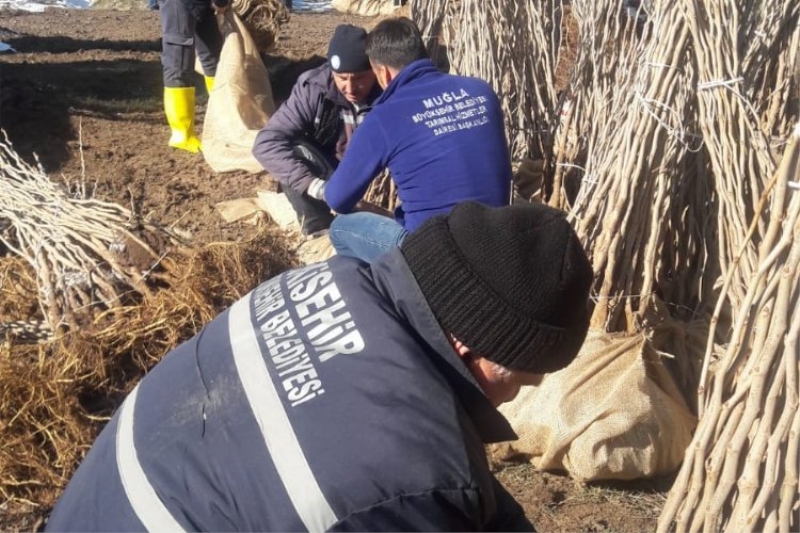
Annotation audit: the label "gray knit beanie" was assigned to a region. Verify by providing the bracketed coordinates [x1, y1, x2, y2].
[400, 202, 593, 374]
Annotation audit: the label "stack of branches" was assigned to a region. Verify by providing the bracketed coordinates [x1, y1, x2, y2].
[363, 169, 398, 212]
[741, 0, 800, 141]
[410, 0, 449, 66]
[551, 0, 799, 383]
[0, 223, 298, 527]
[564, 0, 707, 335]
[654, 2, 800, 526]
[230, 0, 289, 52]
[330, 0, 407, 17]
[0, 133, 181, 340]
[557, 0, 800, 523]
[415, 0, 800, 520]
[657, 123, 800, 533]
[686, 0, 793, 316]
[411, 0, 562, 163]
[548, 0, 652, 208]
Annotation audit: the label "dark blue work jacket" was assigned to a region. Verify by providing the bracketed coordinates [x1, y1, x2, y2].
[45, 249, 533, 532]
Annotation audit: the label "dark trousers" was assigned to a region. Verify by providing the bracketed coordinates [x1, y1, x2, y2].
[159, 0, 223, 87]
[282, 187, 334, 236]
[283, 139, 336, 235]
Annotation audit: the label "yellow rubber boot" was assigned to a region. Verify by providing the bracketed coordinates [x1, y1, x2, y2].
[204, 76, 215, 93]
[164, 86, 202, 153]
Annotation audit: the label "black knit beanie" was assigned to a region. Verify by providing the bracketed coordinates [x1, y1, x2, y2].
[401, 202, 593, 374]
[327, 24, 370, 73]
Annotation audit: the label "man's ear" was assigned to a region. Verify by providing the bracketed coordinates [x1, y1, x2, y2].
[382, 66, 395, 86]
[370, 62, 392, 89]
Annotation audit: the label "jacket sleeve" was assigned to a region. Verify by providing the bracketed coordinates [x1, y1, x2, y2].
[323, 114, 388, 213]
[252, 78, 323, 193]
[327, 489, 482, 532]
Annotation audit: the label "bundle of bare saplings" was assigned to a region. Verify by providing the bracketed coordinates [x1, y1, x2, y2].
[0, 132, 297, 527]
[230, 0, 289, 52]
[412, 0, 799, 529]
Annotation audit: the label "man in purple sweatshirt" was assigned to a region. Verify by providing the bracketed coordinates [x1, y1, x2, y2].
[252, 25, 382, 237]
[318, 17, 513, 262]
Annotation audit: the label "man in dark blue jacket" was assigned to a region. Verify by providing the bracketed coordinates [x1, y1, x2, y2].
[44, 201, 593, 532]
[159, 0, 228, 152]
[320, 17, 513, 262]
[253, 25, 382, 237]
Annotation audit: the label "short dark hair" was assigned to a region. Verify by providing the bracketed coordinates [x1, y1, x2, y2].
[365, 17, 428, 70]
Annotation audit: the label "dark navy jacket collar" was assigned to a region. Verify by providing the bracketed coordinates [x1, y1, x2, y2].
[374, 58, 440, 106]
[369, 248, 517, 444]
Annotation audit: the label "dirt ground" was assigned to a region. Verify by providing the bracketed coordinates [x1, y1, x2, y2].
[0, 6, 669, 531]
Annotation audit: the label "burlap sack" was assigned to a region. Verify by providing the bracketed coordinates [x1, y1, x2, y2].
[202, 11, 275, 173]
[494, 331, 696, 482]
[330, 0, 401, 16]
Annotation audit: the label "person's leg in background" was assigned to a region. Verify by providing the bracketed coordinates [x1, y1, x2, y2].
[329, 212, 408, 263]
[194, 8, 224, 92]
[160, 0, 202, 152]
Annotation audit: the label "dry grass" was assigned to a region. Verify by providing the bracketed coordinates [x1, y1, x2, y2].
[495, 461, 671, 533]
[0, 226, 298, 529]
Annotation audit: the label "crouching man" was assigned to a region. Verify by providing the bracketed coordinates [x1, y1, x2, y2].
[253, 24, 382, 238]
[44, 202, 593, 532]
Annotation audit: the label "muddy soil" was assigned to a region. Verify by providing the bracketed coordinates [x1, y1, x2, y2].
[0, 7, 669, 531]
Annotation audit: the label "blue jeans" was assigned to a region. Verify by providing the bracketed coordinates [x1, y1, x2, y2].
[330, 212, 408, 263]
